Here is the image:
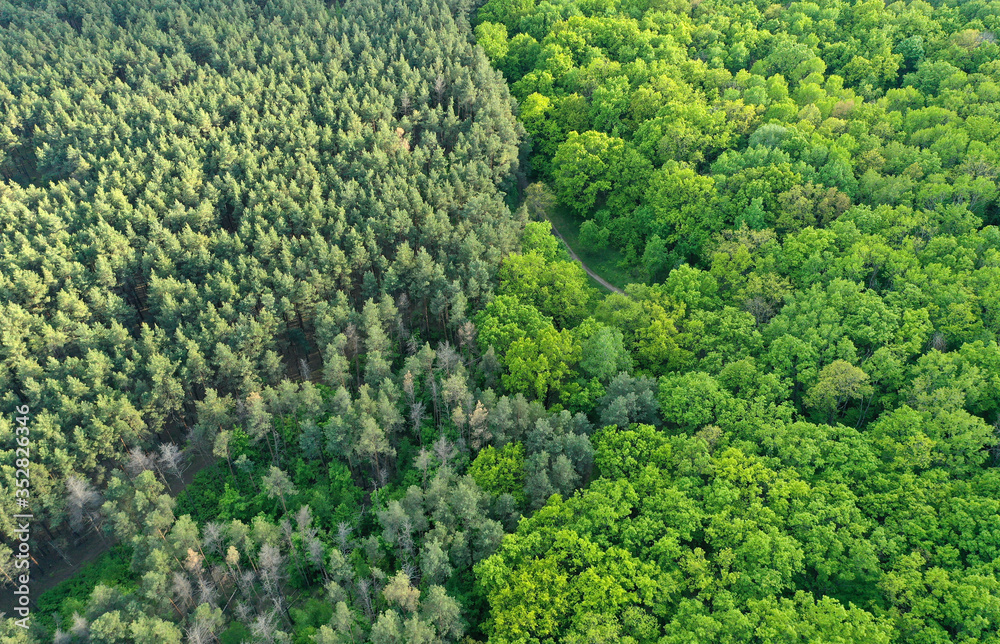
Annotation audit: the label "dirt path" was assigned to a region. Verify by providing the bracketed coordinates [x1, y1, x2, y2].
[546, 219, 624, 294]
[0, 452, 216, 612]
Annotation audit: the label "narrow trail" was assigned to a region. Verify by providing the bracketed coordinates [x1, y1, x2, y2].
[546, 218, 624, 294]
[0, 453, 216, 613]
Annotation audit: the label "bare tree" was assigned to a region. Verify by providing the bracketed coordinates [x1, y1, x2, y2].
[258, 543, 285, 595]
[414, 448, 432, 487]
[159, 442, 187, 480]
[410, 400, 425, 437]
[125, 446, 154, 479]
[469, 401, 491, 450]
[237, 569, 257, 600]
[235, 601, 253, 624]
[402, 560, 419, 584]
[436, 341, 460, 376]
[271, 593, 290, 623]
[70, 613, 89, 639]
[197, 577, 217, 607]
[281, 518, 295, 548]
[356, 578, 374, 621]
[249, 610, 278, 644]
[203, 521, 223, 555]
[458, 321, 477, 363]
[434, 74, 446, 105]
[187, 621, 213, 644]
[172, 572, 194, 610]
[429, 379, 440, 426]
[307, 537, 327, 579]
[295, 505, 313, 534]
[337, 522, 354, 552]
[66, 476, 102, 536]
[403, 371, 415, 405]
[376, 466, 390, 489]
[398, 517, 415, 558]
[432, 436, 456, 467]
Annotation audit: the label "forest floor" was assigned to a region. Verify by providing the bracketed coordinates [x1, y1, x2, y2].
[0, 452, 217, 614]
[545, 206, 629, 293]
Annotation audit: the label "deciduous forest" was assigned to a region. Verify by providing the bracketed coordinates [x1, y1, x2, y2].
[1, 0, 999, 642]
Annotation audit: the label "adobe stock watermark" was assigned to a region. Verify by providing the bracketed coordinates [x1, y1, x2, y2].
[11, 404, 32, 629]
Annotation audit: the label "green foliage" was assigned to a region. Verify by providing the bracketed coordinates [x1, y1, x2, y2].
[475, 294, 554, 356]
[551, 130, 651, 218]
[578, 220, 610, 253]
[520, 221, 563, 261]
[504, 323, 580, 401]
[595, 285, 688, 374]
[7, 0, 1000, 641]
[174, 463, 229, 522]
[218, 623, 251, 644]
[0, 0, 526, 638]
[475, 21, 510, 62]
[803, 359, 874, 421]
[290, 597, 335, 642]
[498, 251, 598, 327]
[592, 423, 670, 479]
[478, 0, 537, 30]
[468, 443, 526, 503]
[478, 431, 905, 642]
[34, 546, 137, 636]
[0, 0, 525, 546]
[490, 0, 1000, 273]
[577, 318, 632, 383]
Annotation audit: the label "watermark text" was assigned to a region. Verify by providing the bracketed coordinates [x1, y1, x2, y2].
[11, 404, 31, 629]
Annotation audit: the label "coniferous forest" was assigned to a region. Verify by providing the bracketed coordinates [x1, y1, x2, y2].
[1, 0, 1000, 642]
